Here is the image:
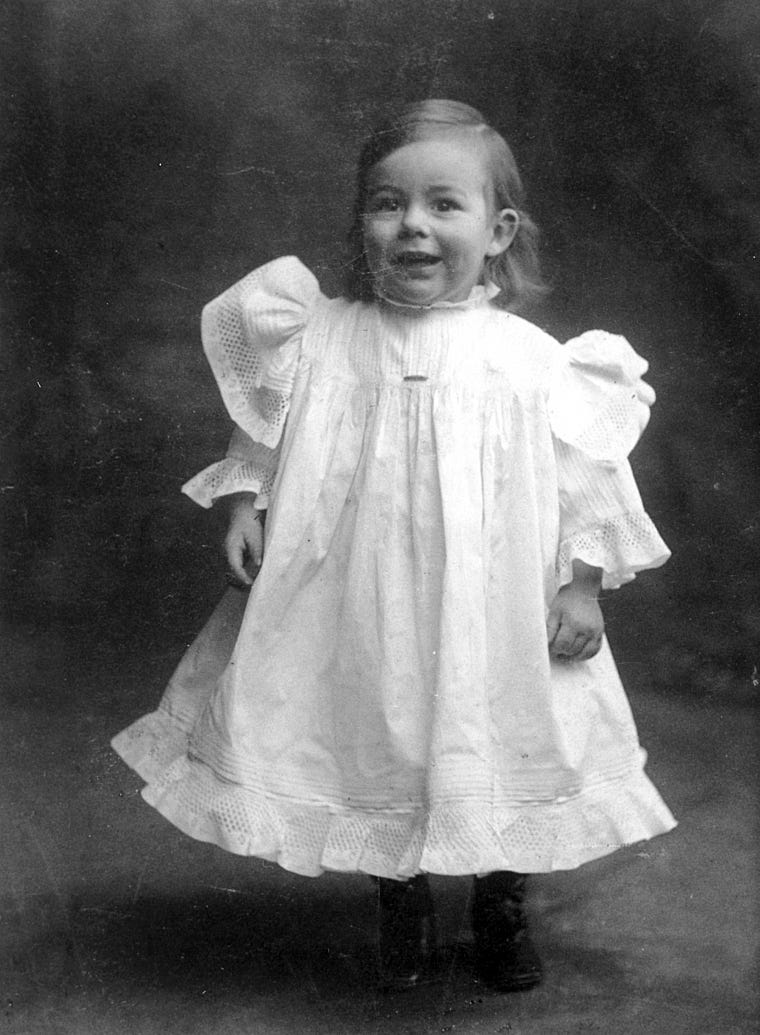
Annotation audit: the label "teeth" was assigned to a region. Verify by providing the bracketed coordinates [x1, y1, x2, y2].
[397, 254, 438, 266]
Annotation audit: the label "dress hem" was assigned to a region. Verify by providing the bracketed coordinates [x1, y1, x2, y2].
[112, 710, 677, 879]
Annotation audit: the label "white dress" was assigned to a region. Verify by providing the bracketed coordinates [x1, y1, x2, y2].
[112, 256, 676, 879]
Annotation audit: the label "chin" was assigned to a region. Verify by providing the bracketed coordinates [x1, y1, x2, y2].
[398, 290, 438, 305]
[383, 280, 444, 306]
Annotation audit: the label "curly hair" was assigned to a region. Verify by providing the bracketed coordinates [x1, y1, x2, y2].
[345, 99, 546, 311]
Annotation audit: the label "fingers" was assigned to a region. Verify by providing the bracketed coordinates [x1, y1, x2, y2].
[546, 608, 561, 649]
[550, 624, 578, 657]
[246, 523, 264, 569]
[547, 588, 604, 663]
[548, 615, 603, 662]
[550, 630, 603, 662]
[574, 635, 603, 661]
[225, 530, 253, 586]
[224, 504, 266, 587]
[548, 610, 583, 658]
[550, 634, 581, 660]
[225, 523, 264, 586]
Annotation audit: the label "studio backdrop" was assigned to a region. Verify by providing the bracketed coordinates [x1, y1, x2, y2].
[3, 0, 759, 699]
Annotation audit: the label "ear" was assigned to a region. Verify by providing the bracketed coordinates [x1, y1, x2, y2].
[485, 208, 519, 257]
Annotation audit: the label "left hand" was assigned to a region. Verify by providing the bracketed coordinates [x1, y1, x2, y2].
[224, 493, 266, 587]
[547, 567, 604, 662]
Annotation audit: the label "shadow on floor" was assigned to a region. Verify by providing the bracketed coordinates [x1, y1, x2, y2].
[1, 622, 758, 1034]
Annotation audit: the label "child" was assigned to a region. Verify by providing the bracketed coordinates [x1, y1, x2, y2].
[113, 99, 675, 994]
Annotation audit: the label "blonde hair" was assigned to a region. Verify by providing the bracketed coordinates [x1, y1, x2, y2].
[346, 99, 546, 311]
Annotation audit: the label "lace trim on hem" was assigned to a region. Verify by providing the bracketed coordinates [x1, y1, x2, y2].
[112, 713, 676, 878]
[557, 510, 671, 591]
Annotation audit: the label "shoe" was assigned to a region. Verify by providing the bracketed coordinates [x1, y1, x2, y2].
[471, 871, 543, 992]
[374, 874, 437, 991]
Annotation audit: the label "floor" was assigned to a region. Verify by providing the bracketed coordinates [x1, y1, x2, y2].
[1, 621, 758, 1035]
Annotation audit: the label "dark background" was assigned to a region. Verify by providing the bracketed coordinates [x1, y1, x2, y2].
[3, 0, 760, 698]
[2, 5, 759, 1031]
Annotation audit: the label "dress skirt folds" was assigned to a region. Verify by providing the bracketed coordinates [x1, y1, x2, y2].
[112, 257, 676, 878]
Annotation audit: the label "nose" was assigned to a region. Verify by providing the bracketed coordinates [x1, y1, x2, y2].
[399, 202, 429, 236]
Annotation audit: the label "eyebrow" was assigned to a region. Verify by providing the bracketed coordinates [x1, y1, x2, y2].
[427, 183, 468, 193]
[367, 182, 469, 195]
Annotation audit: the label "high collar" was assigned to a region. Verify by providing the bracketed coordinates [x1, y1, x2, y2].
[374, 281, 501, 312]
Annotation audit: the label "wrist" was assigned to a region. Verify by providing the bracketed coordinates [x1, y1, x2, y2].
[567, 561, 602, 597]
[228, 491, 259, 514]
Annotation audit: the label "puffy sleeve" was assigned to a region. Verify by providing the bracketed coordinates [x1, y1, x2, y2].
[182, 256, 321, 509]
[549, 331, 671, 590]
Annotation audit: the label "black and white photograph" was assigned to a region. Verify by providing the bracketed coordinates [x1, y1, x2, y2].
[2, 1, 759, 1032]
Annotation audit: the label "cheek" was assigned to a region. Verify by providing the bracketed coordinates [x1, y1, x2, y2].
[444, 234, 480, 267]
[362, 222, 389, 259]
[362, 240, 382, 275]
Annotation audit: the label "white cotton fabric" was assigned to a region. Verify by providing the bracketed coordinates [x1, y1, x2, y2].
[113, 256, 675, 878]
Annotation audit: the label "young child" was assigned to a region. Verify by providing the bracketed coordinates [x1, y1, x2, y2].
[113, 99, 675, 994]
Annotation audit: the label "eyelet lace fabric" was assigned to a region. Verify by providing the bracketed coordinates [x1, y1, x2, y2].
[549, 331, 656, 464]
[557, 511, 671, 590]
[113, 707, 675, 877]
[182, 440, 281, 509]
[200, 256, 319, 448]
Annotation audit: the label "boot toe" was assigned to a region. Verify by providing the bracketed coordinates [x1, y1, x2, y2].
[475, 933, 543, 993]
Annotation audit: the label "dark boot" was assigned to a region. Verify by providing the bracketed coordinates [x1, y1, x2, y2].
[374, 874, 437, 991]
[471, 871, 543, 992]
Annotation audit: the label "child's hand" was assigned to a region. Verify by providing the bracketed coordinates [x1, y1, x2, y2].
[224, 493, 265, 587]
[546, 563, 604, 662]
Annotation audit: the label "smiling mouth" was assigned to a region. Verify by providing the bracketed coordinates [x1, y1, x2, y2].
[393, 252, 442, 268]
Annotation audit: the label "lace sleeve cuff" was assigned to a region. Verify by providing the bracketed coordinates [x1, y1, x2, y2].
[556, 510, 671, 590]
[181, 455, 278, 510]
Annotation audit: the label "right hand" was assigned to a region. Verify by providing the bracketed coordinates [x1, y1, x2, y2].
[224, 493, 265, 587]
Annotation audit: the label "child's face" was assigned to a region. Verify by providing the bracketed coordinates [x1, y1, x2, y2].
[362, 136, 517, 307]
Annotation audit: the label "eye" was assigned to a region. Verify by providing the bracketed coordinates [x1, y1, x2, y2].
[433, 197, 462, 213]
[366, 194, 400, 213]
